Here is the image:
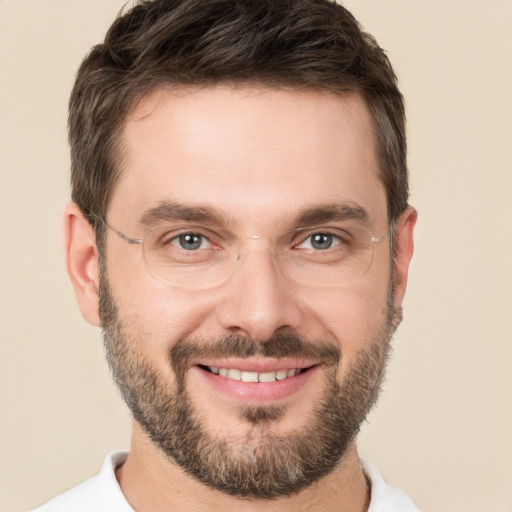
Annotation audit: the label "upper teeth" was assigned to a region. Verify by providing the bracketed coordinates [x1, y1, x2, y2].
[208, 366, 300, 382]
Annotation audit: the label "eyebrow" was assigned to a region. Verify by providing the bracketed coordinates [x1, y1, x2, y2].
[294, 203, 371, 229]
[139, 201, 230, 228]
[138, 200, 371, 230]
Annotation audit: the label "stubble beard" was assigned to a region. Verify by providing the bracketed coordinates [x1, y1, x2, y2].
[99, 273, 397, 499]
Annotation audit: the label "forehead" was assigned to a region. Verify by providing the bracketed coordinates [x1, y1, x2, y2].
[110, 85, 386, 230]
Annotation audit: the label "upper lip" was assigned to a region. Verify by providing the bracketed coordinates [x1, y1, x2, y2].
[194, 357, 318, 373]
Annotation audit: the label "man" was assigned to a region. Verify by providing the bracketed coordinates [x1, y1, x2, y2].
[35, 0, 418, 510]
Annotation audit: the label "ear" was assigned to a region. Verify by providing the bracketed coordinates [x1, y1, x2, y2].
[63, 202, 101, 326]
[392, 206, 417, 311]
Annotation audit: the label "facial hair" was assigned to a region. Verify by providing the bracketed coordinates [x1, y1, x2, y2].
[99, 274, 396, 498]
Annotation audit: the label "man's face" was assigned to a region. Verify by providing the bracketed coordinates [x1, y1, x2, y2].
[99, 86, 402, 497]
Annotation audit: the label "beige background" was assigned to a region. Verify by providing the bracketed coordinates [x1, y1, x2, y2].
[1, 1, 511, 511]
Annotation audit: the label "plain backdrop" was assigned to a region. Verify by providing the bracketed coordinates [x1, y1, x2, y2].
[1, 1, 511, 511]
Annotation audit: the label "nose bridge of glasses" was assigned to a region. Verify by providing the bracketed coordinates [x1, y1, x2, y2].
[225, 236, 300, 298]
[234, 234, 279, 263]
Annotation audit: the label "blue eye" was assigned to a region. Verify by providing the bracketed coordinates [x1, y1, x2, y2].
[300, 232, 341, 251]
[172, 233, 210, 251]
[311, 233, 333, 250]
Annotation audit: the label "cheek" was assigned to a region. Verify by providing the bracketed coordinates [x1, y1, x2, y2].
[301, 275, 390, 364]
[106, 256, 212, 362]
[305, 286, 387, 337]
[106, 240, 206, 322]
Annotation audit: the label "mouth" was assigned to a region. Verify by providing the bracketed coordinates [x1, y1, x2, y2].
[192, 360, 320, 403]
[198, 364, 311, 382]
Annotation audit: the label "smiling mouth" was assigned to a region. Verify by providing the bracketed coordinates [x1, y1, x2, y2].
[198, 364, 314, 383]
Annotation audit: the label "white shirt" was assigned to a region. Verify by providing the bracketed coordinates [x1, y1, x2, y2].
[33, 451, 420, 512]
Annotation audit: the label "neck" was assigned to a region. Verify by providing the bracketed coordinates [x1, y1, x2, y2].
[116, 423, 370, 512]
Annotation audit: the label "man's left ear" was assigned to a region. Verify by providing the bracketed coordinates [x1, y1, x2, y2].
[392, 206, 417, 310]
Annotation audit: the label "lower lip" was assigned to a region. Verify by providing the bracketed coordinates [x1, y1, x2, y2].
[192, 365, 320, 403]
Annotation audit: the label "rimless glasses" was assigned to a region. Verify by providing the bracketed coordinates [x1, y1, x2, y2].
[98, 217, 387, 290]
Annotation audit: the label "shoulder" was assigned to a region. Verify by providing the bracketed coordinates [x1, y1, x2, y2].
[32, 451, 133, 512]
[362, 459, 420, 512]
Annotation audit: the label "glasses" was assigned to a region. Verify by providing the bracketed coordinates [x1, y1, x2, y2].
[101, 219, 387, 290]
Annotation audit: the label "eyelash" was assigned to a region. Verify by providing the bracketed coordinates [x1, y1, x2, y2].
[295, 232, 342, 250]
[160, 230, 348, 251]
[168, 232, 213, 250]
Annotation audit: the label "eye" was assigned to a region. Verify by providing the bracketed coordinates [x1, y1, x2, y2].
[170, 233, 211, 251]
[298, 232, 341, 251]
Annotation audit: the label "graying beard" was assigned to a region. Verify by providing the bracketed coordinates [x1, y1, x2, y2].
[99, 270, 394, 498]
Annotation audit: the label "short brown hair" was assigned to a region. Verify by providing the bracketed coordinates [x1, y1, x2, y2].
[69, 0, 408, 231]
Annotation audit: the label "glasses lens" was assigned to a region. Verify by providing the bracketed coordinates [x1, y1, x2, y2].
[280, 225, 378, 287]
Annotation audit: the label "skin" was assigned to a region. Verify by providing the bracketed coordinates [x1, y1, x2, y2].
[64, 86, 416, 511]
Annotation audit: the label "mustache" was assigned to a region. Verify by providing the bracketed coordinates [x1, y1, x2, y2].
[170, 332, 340, 380]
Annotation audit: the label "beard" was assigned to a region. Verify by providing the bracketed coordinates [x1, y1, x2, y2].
[99, 273, 397, 499]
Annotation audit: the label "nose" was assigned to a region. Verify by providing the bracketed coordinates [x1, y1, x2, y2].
[215, 241, 303, 341]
